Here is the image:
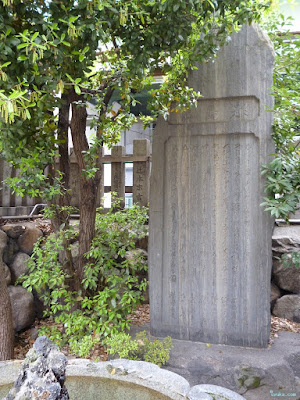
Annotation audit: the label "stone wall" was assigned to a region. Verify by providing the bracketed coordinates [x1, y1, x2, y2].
[271, 225, 300, 323]
[0, 222, 43, 332]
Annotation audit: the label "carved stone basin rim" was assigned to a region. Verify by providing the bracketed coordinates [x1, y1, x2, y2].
[0, 358, 246, 400]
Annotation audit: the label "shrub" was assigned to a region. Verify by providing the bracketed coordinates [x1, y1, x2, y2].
[105, 331, 173, 367]
[21, 200, 149, 357]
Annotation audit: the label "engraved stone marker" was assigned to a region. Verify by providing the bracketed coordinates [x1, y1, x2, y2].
[149, 24, 274, 347]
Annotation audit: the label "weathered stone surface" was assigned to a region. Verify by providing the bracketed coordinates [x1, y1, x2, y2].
[149, 24, 274, 347]
[188, 385, 246, 400]
[273, 295, 300, 322]
[273, 257, 300, 294]
[270, 282, 281, 309]
[136, 233, 148, 251]
[9, 252, 30, 283]
[8, 285, 35, 331]
[159, 329, 300, 400]
[125, 248, 148, 264]
[1, 352, 298, 400]
[0, 229, 8, 254]
[272, 226, 300, 254]
[17, 223, 42, 255]
[3, 262, 11, 285]
[1, 225, 26, 239]
[3, 336, 69, 400]
[3, 238, 19, 266]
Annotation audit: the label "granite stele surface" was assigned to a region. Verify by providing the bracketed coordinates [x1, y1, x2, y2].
[0, 358, 246, 400]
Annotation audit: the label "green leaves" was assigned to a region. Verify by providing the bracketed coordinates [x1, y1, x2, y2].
[105, 331, 173, 367]
[21, 201, 148, 357]
[261, 12, 300, 220]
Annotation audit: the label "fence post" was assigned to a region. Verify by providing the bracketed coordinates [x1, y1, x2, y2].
[133, 139, 150, 207]
[111, 145, 125, 207]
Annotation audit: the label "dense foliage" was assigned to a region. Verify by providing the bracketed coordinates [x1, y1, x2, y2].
[261, 13, 300, 219]
[0, 0, 269, 196]
[21, 203, 148, 357]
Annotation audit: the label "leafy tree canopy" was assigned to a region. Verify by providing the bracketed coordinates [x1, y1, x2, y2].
[0, 0, 268, 177]
[0, 0, 269, 284]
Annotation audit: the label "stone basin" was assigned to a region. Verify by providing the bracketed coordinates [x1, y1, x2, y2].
[0, 358, 245, 400]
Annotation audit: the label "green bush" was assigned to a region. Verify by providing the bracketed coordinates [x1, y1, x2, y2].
[105, 331, 173, 367]
[21, 201, 149, 357]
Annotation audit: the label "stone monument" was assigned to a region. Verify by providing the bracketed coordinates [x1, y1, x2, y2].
[149, 24, 274, 347]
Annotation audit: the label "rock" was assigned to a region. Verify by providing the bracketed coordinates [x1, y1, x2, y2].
[9, 252, 31, 283]
[32, 289, 47, 319]
[3, 238, 19, 266]
[272, 226, 300, 254]
[163, 330, 299, 400]
[17, 223, 43, 255]
[125, 248, 148, 265]
[135, 234, 148, 251]
[273, 257, 300, 294]
[3, 262, 11, 285]
[1, 224, 26, 239]
[3, 336, 69, 400]
[270, 282, 281, 309]
[8, 286, 35, 332]
[188, 385, 246, 400]
[273, 295, 300, 322]
[0, 229, 8, 255]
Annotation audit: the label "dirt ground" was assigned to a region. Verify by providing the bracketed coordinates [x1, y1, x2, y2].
[14, 305, 300, 361]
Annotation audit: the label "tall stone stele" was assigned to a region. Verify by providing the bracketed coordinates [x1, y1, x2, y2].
[149, 24, 274, 347]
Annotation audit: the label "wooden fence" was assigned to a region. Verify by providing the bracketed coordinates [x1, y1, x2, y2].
[0, 139, 151, 216]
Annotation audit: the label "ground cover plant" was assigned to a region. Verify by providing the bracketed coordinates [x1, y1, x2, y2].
[105, 330, 172, 367]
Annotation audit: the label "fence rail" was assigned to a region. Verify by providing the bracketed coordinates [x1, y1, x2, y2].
[0, 139, 151, 217]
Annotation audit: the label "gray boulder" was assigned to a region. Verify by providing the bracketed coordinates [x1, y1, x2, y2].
[3, 336, 69, 400]
[0, 229, 8, 254]
[135, 233, 148, 251]
[3, 238, 19, 266]
[1, 224, 26, 239]
[125, 248, 148, 265]
[9, 252, 31, 283]
[17, 223, 43, 255]
[3, 262, 11, 285]
[8, 285, 35, 332]
[272, 226, 300, 254]
[273, 257, 300, 294]
[270, 282, 281, 309]
[273, 295, 300, 322]
[188, 385, 246, 400]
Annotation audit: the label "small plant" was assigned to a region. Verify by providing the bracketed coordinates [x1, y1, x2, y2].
[105, 331, 173, 367]
[21, 200, 149, 357]
[281, 252, 300, 269]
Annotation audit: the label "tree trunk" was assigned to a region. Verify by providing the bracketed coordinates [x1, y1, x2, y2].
[77, 175, 99, 284]
[52, 92, 71, 231]
[70, 95, 101, 288]
[0, 264, 14, 360]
